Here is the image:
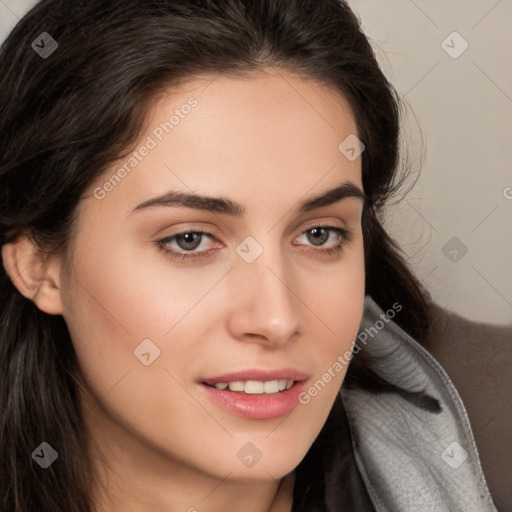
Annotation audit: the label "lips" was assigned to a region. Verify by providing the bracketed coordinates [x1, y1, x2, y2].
[198, 376, 309, 420]
[197, 368, 311, 419]
[200, 368, 310, 386]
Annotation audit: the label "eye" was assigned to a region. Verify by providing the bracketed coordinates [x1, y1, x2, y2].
[156, 231, 218, 262]
[294, 224, 354, 257]
[156, 224, 354, 262]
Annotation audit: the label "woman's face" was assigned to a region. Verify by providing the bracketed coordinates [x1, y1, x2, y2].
[60, 68, 365, 484]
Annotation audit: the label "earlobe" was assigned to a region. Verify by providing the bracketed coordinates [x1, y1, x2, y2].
[1, 236, 64, 315]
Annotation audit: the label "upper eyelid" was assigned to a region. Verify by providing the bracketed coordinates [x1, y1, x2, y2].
[163, 217, 350, 238]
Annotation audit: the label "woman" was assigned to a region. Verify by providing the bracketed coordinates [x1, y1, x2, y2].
[0, 0, 498, 510]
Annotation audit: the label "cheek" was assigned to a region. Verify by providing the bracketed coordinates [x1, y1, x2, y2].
[307, 242, 365, 386]
[61, 248, 207, 452]
[60, 227, 229, 417]
[307, 237, 365, 339]
[59, 236, 181, 411]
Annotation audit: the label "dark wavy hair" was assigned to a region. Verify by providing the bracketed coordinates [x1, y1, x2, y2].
[0, 0, 435, 510]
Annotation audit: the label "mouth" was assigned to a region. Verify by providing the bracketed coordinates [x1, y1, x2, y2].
[197, 369, 309, 420]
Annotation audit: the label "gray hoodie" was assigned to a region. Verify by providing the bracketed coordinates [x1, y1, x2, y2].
[340, 296, 498, 512]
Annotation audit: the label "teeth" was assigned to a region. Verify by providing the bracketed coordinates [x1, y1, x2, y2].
[211, 379, 294, 394]
[228, 381, 245, 392]
[263, 380, 279, 393]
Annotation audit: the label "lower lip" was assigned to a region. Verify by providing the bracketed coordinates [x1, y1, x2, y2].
[198, 381, 308, 420]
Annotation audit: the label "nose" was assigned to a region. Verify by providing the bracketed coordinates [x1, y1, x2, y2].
[226, 244, 300, 347]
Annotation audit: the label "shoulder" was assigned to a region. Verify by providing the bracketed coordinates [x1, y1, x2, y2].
[423, 301, 512, 511]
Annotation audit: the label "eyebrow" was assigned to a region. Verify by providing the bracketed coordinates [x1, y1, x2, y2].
[131, 181, 366, 217]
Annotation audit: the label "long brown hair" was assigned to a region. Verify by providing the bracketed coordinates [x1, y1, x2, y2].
[0, 0, 433, 510]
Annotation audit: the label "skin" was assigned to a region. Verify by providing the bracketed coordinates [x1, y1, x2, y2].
[3, 68, 365, 511]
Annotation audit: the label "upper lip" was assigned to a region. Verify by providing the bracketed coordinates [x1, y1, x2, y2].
[200, 368, 310, 385]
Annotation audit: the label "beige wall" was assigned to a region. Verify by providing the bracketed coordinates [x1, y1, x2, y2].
[350, 1, 512, 324]
[2, 0, 511, 323]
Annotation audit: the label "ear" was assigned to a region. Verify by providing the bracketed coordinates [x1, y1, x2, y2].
[1, 235, 64, 315]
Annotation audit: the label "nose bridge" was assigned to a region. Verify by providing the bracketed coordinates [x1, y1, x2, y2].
[229, 235, 300, 344]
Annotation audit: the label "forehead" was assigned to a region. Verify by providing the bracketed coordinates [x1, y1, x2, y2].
[86, 68, 363, 221]
[146, 68, 358, 141]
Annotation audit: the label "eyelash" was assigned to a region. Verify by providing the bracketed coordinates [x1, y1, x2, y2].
[156, 223, 354, 262]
